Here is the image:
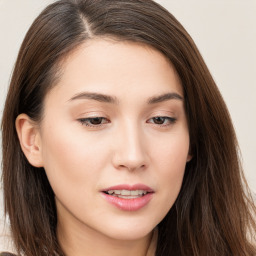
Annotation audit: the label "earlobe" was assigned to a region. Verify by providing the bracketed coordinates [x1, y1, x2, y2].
[15, 113, 44, 167]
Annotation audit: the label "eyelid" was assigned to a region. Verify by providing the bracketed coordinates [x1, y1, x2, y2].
[76, 110, 106, 116]
[146, 116, 177, 127]
[78, 117, 110, 128]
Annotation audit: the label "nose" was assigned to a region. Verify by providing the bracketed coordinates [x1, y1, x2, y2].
[111, 123, 148, 172]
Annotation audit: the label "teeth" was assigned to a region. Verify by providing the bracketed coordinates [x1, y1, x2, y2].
[122, 190, 130, 196]
[106, 190, 147, 197]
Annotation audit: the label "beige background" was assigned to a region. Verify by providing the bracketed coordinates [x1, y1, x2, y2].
[0, 0, 255, 251]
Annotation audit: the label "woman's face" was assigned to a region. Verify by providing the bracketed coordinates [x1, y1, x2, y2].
[38, 39, 191, 241]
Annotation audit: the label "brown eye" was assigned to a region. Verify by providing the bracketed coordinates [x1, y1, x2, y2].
[90, 117, 104, 125]
[78, 117, 109, 127]
[147, 116, 177, 126]
[152, 117, 166, 124]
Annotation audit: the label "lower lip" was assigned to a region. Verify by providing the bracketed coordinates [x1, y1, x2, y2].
[102, 192, 153, 211]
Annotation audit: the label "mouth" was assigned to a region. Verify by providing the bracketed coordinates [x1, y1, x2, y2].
[101, 184, 154, 211]
[103, 189, 150, 199]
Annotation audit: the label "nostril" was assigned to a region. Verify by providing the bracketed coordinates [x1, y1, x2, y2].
[112, 144, 148, 171]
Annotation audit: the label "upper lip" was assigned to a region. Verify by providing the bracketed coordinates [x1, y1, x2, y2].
[102, 183, 154, 192]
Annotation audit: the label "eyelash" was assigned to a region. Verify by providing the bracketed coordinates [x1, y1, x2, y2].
[78, 116, 176, 128]
[147, 116, 177, 127]
[78, 117, 109, 127]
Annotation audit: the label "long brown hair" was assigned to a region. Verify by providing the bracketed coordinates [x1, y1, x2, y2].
[2, 0, 256, 255]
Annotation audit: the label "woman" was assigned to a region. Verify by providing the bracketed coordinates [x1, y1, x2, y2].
[1, 0, 256, 255]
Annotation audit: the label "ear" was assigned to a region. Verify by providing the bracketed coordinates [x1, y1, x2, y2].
[15, 114, 44, 167]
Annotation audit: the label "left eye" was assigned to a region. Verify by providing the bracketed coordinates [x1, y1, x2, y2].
[147, 116, 176, 126]
[78, 117, 109, 127]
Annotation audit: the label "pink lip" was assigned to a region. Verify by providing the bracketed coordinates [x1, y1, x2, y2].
[102, 183, 154, 192]
[101, 183, 154, 211]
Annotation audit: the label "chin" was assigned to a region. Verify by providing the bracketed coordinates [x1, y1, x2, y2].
[101, 219, 157, 241]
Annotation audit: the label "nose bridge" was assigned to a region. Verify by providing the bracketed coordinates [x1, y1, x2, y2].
[112, 119, 147, 171]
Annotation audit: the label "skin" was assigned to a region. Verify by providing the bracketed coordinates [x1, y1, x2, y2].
[16, 38, 191, 256]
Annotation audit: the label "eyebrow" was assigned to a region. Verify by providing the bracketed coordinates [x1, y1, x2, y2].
[147, 92, 183, 104]
[69, 92, 119, 104]
[68, 92, 183, 104]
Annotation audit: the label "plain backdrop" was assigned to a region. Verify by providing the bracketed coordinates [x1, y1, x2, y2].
[0, 0, 255, 251]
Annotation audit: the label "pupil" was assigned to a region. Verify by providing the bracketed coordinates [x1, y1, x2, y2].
[154, 117, 165, 124]
[91, 118, 102, 125]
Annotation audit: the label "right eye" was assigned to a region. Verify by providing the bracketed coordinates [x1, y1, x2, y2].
[78, 117, 110, 127]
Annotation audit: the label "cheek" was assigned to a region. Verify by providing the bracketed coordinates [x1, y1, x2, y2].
[150, 131, 189, 206]
[40, 123, 110, 197]
[152, 129, 190, 170]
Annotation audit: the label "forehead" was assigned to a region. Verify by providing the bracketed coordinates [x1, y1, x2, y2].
[46, 38, 183, 103]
